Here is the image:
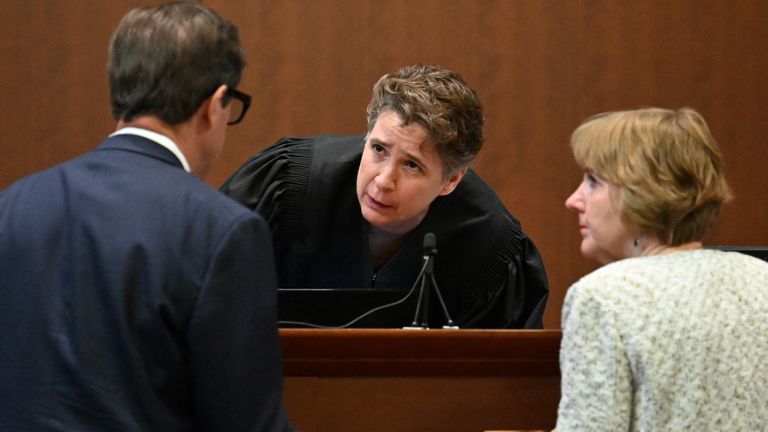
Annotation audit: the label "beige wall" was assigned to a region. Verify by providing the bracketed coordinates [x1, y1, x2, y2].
[2, 1, 767, 328]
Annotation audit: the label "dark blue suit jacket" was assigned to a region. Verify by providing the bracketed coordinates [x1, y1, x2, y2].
[0, 134, 292, 431]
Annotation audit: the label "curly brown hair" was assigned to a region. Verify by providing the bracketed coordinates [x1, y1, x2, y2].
[366, 65, 485, 175]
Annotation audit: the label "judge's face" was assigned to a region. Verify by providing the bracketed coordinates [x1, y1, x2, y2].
[356, 110, 465, 235]
[565, 171, 635, 264]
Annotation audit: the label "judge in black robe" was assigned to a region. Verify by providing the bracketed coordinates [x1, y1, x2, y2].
[221, 134, 549, 328]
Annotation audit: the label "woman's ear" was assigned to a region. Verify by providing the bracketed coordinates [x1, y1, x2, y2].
[439, 166, 468, 196]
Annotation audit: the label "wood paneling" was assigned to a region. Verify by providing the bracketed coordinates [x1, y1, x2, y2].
[2, 1, 766, 327]
[280, 329, 561, 431]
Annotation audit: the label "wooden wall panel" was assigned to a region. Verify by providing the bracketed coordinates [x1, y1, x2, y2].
[2, 1, 766, 328]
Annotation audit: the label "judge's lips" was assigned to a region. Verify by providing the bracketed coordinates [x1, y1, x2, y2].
[365, 194, 395, 210]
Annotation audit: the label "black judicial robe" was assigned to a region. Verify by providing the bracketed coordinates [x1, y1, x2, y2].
[221, 135, 549, 328]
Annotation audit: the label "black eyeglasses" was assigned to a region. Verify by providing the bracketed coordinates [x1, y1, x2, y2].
[223, 87, 251, 125]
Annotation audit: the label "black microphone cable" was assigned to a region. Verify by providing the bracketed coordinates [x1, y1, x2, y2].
[277, 257, 428, 329]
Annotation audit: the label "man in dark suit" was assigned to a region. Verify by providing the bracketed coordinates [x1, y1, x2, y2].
[0, 2, 292, 431]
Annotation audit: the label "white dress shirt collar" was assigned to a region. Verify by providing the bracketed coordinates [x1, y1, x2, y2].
[110, 127, 191, 173]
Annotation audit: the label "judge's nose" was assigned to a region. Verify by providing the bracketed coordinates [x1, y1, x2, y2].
[374, 164, 396, 191]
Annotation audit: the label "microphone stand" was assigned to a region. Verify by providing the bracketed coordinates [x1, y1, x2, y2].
[415, 255, 432, 328]
[405, 233, 458, 329]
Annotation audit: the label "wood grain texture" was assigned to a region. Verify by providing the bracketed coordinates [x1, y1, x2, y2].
[2, 1, 766, 327]
[280, 329, 561, 431]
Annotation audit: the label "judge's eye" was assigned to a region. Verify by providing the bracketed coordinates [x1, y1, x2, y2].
[405, 160, 422, 171]
[372, 143, 386, 154]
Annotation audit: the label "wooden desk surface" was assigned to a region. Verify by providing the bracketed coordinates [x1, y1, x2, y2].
[281, 328, 561, 376]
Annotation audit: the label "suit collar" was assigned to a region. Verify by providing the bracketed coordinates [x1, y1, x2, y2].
[109, 127, 190, 172]
[97, 134, 187, 171]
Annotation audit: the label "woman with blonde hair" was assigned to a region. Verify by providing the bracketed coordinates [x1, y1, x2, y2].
[556, 107, 768, 430]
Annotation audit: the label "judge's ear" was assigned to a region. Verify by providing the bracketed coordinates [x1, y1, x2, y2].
[438, 166, 468, 196]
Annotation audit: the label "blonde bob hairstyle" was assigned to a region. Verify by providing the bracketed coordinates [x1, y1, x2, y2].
[570, 107, 732, 245]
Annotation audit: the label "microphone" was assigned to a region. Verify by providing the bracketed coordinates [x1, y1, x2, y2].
[407, 233, 458, 329]
[423, 232, 437, 256]
[418, 233, 435, 327]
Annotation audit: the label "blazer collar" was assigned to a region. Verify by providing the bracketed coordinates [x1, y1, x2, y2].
[96, 134, 186, 171]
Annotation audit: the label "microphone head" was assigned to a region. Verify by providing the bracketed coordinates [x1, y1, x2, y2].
[423, 232, 437, 255]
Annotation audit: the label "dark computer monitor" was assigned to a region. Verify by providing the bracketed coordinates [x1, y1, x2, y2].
[706, 245, 768, 262]
[277, 288, 418, 328]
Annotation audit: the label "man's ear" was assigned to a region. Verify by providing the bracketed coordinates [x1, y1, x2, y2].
[439, 166, 468, 196]
[205, 84, 229, 125]
[190, 85, 227, 133]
